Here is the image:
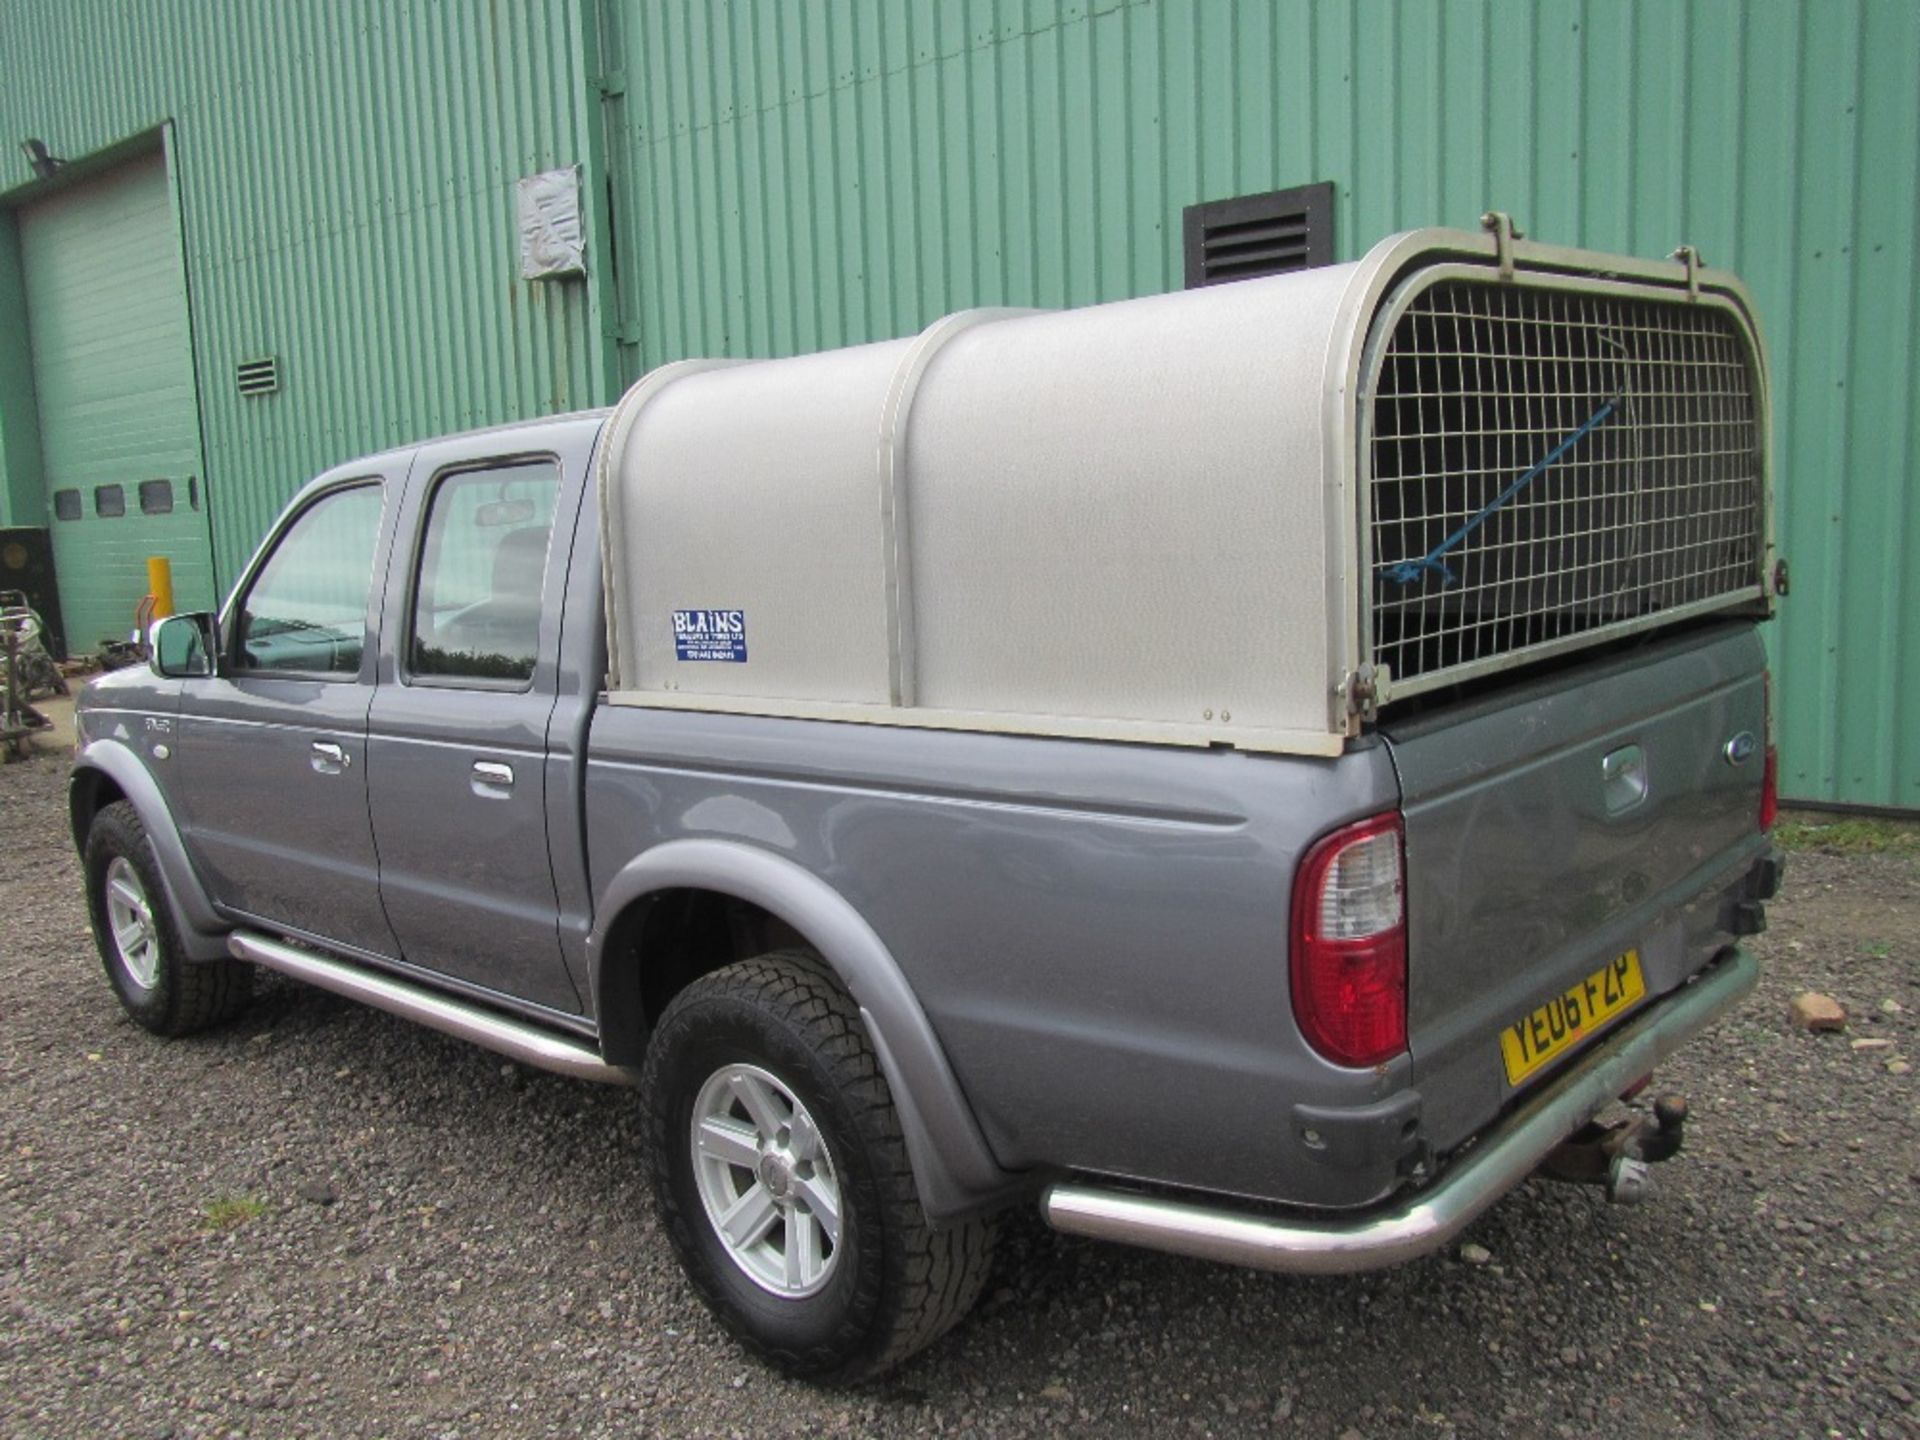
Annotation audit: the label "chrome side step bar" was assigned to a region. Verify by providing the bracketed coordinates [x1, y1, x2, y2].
[1042, 946, 1758, 1275]
[227, 931, 636, 1086]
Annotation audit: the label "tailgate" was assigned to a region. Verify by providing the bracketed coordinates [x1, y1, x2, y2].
[1382, 622, 1770, 1152]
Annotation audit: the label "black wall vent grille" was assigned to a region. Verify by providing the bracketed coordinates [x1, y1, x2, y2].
[1183, 181, 1335, 288]
[237, 356, 280, 395]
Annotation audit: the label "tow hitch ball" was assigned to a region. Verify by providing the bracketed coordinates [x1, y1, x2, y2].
[1539, 1094, 1689, 1206]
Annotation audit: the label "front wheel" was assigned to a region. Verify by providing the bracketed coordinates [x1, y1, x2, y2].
[641, 951, 996, 1382]
[83, 800, 250, 1036]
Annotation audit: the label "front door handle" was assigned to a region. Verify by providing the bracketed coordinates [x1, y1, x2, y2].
[472, 760, 514, 793]
[310, 740, 351, 775]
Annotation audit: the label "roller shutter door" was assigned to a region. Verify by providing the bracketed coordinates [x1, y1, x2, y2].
[19, 150, 213, 653]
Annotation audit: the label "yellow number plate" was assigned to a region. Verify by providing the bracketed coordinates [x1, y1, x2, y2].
[1500, 950, 1646, 1087]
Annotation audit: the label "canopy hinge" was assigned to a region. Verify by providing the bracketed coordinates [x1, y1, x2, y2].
[1481, 210, 1524, 280]
[1670, 244, 1703, 300]
[1341, 663, 1392, 723]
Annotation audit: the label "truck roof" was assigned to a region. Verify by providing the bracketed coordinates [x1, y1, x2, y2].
[357, 406, 612, 465]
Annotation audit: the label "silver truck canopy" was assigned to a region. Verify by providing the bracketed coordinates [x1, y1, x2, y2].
[598, 225, 1774, 756]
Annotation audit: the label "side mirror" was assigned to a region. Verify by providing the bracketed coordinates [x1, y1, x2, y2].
[150, 612, 220, 679]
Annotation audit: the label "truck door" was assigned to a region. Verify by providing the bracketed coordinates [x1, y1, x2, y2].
[170, 471, 403, 957]
[363, 436, 581, 1014]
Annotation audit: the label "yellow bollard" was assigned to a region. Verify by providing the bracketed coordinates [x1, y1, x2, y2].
[146, 556, 176, 619]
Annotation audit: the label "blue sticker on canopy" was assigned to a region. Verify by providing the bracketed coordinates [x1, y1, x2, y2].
[672, 609, 747, 662]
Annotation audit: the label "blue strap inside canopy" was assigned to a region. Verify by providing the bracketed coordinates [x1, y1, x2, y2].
[1379, 398, 1620, 588]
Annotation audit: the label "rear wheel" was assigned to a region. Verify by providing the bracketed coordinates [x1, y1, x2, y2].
[641, 950, 996, 1382]
[688, 1060, 845, 1298]
[84, 801, 250, 1036]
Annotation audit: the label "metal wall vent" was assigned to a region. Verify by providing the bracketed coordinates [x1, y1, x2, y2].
[1183, 181, 1336, 288]
[236, 356, 280, 395]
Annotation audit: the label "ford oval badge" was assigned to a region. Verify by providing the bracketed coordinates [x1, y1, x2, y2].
[1723, 731, 1759, 766]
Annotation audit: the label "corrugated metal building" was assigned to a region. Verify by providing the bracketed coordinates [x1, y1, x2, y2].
[0, 0, 1914, 810]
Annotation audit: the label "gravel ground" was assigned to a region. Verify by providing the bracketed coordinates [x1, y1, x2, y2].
[2, 747, 1916, 1439]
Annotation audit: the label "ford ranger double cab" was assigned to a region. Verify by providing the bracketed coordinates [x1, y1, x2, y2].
[71, 222, 1785, 1381]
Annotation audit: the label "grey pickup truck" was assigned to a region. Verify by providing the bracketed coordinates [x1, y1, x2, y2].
[71, 222, 1785, 1381]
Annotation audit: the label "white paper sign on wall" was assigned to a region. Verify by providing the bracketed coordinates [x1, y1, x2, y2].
[517, 166, 585, 280]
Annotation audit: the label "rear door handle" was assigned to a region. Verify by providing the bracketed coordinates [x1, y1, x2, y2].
[472, 760, 514, 793]
[310, 741, 351, 774]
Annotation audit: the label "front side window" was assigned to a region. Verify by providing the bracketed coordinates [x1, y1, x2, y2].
[409, 459, 559, 685]
[235, 483, 384, 675]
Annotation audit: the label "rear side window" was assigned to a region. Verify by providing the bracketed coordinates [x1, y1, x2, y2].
[235, 483, 384, 676]
[52, 489, 82, 521]
[409, 459, 560, 685]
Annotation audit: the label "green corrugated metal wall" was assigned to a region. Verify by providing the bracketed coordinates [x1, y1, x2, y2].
[0, 0, 610, 591]
[1, 1, 1915, 809]
[603, 0, 1920, 811]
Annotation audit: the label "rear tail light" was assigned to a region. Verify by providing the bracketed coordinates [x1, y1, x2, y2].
[1760, 669, 1779, 831]
[1290, 813, 1407, 1068]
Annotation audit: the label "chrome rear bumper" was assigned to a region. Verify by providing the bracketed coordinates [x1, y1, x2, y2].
[1041, 946, 1757, 1275]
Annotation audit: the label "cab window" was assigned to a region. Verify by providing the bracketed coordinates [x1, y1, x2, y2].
[233, 483, 384, 676]
[408, 459, 560, 686]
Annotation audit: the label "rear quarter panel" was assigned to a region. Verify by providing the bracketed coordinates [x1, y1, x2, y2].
[585, 707, 1401, 1206]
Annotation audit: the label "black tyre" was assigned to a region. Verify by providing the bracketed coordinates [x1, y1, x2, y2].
[641, 950, 996, 1382]
[83, 800, 251, 1036]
